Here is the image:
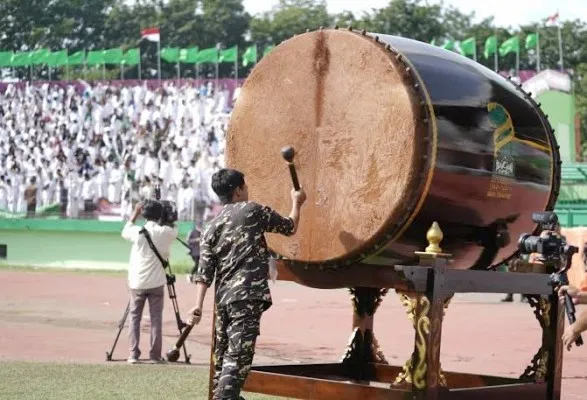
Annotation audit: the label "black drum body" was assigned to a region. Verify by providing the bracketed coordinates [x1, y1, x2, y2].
[370, 34, 559, 269]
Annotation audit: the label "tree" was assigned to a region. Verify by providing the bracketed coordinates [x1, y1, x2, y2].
[359, 0, 444, 42]
[249, 0, 332, 45]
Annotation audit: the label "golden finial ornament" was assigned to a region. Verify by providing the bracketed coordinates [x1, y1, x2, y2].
[425, 221, 443, 254]
[414, 221, 451, 261]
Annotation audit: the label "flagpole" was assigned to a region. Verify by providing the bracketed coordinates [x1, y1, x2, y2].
[234, 45, 238, 88]
[138, 48, 141, 80]
[473, 36, 477, 62]
[557, 21, 564, 71]
[536, 31, 541, 72]
[215, 43, 221, 94]
[157, 37, 161, 81]
[177, 60, 180, 80]
[121, 62, 124, 80]
[516, 44, 519, 78]
[493, 30, 498, 72]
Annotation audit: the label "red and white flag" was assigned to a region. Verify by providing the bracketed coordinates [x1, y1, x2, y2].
[544, 12, 559, 26]
[141, 27, 160, 42]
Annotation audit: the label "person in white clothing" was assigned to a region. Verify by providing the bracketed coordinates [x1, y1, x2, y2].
[121, 200, 178, 364]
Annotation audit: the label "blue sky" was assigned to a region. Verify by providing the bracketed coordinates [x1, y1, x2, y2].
[242, 0, 582, 29]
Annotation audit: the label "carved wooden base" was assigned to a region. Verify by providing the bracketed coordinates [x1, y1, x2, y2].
[340, 287, 389, 380]
[392, 290, 452, 388]
[520, 295, 552, 383]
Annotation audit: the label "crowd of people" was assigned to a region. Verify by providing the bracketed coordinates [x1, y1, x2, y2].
[0, 79, 239, 222]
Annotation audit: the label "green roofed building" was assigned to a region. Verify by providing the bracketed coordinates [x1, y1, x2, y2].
[523, 70, 587, 226]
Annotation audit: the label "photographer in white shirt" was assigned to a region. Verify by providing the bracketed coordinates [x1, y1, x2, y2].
[121, 200, 178, 363]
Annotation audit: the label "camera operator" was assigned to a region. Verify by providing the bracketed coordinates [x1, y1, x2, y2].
[121, 200, 178, 364]
[185, 168, 306, 400]
[557, 285, 587, 350]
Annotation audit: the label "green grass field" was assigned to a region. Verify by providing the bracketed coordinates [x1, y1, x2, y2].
[0, 361, 286, 400]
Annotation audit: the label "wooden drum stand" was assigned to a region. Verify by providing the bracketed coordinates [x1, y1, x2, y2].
[206, 222, 566, 400]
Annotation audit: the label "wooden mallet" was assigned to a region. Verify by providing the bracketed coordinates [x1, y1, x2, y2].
[166, 324, 194, 362]
[280, 146, 300, 191]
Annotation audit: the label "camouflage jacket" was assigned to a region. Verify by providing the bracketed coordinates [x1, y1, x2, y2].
[194, 201, 294, 310]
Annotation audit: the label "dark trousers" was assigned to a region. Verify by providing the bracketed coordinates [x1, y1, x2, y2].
[213, 300, 264, 400]
[128, 285, 165, 360]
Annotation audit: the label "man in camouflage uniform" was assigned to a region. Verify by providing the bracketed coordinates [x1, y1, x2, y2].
[187, 168, 306, 400]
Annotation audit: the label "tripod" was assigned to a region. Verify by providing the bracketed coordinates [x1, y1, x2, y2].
[105, 267, 192, 363]
[106, 244, 194, 364]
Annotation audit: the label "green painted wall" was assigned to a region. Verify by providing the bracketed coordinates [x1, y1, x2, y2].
[537, 90, 576, 162]
[0, 219, 195, 271]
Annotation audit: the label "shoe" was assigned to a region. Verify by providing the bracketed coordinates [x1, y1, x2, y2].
[501, 294, 513, 302]
[149, 358, 167, 364]
[127, 356, 139, 364]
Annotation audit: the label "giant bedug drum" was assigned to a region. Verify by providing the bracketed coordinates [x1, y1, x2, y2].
[226, 28, 560, 277]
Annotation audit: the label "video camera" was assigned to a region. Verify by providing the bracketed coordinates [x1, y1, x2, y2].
[518, 211, 583, 347]
[517, 212, 565, 263]
[142, 184, 178, 226]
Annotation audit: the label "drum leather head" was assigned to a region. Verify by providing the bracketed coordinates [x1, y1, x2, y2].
[226, 29, 432, 265]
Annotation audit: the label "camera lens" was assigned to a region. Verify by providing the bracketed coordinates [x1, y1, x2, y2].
[518, 233, 540, 254]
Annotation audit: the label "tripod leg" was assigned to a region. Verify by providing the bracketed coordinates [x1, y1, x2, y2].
[106, 300, 130, 361]
[166, 281, 191, 363]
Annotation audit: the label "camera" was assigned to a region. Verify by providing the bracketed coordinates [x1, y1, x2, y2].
[142, 184, 178, 226]
[517, 212, 565, 262]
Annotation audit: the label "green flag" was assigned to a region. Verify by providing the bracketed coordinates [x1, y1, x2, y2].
[161, 48, 180, 63]
[0, 52, 12, 67]
[196, 47, 218, 64]
[180, 47, 199, 63]
[103, 48, 123, 64]
[11, 52, 32, 67]
[242, 45, 257, 67]
[499, 36, 519, 57]
[484, 36, 497, 58]
[86, 50, 105, 66]
[440, 40, 454, 51]
[263, 45, 274, 57]
[122, 49, 140, 65]
[219, 46, 237, 63]
[31, 49, 50, 65]
[525, 33, 538, 49]
[459, 37, 476, 56]
[68, 51, 85, 65]
[46, 50, 68, 67]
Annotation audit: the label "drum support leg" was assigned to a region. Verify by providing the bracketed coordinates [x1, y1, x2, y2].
[340, 287, 389, 380]
[520, 293, 564, 398]
[392, 290, 452, 389]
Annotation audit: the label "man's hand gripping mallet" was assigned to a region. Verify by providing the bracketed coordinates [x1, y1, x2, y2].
[166, 310, 200, 362]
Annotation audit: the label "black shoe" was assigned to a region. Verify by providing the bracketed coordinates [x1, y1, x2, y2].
[501, 294, 513, 302]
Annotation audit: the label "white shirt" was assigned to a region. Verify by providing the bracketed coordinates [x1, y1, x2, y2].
[121, 220, 178, 290]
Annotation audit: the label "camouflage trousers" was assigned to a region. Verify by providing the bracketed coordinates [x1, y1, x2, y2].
[212, 300, 265, 400]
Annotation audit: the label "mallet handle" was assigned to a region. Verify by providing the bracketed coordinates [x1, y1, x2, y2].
[173, 324, 195, 350]
[287, 163, 300, 191]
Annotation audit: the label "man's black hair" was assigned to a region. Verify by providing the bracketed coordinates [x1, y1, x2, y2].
[142, 199, 163, 222]
[211, 168, 245, 204]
